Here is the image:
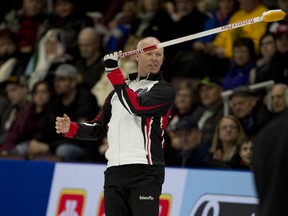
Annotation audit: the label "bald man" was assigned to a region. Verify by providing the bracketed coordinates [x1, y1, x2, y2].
[56, 37, 176, 216]
[270, 83, 288, 114]
[76, 27, 105, 90]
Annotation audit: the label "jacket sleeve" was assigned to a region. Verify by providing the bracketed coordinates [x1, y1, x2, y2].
[64, 91, 113, 141]
[107, 68, 176, 117]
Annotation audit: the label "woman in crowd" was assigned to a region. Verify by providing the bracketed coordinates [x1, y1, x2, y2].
[205, 115, 247, 168]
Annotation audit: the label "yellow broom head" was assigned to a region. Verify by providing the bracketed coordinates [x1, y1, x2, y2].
[263, 10, 286, 22]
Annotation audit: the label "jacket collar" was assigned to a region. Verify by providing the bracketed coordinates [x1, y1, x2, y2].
[128, 71, 164, 81]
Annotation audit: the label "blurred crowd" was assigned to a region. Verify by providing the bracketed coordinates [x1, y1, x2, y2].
[0, 0, 287, 169]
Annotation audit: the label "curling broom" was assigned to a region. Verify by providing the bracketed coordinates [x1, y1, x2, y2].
[119, 9, 286, 58]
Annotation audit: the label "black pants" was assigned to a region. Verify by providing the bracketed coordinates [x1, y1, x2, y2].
[104, 164, 165, 216]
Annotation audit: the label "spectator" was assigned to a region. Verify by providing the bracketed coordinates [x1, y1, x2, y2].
[271, 23, 288, 84]
[28, 63, 99, 161]
[212, 0, 268, 58]
[25, 28, 70, 91]
[275, 23, 288, 55]
[166, 80, 200, 149]
[191, 77, 224, 145]
[0, 0, 47, 55]
[167, 0, 209, 50]
[0, 29, 29, 83]
[0, 75, 29, 147]
[249, 32, 279, 84]
[128, 0, 175, 82]
[39, 0, 94, 58]
[0, 80, 53, 156]
[205, 115, 246, 168]
[103, 0, 136, 53]
[232, 137, 253, 170]
[171, 116, 210, 168]
[229, 86, 272, 137]
[76, 27, 105, 90]
[193, 0, 238, 51]
[268, 83, 288, 115]
[222, 37, 256, 90]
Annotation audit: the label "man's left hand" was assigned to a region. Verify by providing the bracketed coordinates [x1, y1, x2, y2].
[103, 51, 120, 72]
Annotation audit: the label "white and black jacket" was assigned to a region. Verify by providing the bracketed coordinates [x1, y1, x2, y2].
[65, 68, 176, 167]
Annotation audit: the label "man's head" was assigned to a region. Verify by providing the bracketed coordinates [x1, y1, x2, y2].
[136, 37, 164, 77]
[78, 27, 101, 60]
[23, 0, 45, 17]
[270, 83, 288, 114]
[198, 77, 223, 109]
[275, 23, 288, 54]
[175, 0, 195, 16]
[175, 80, 199, 114]
[277, 0, 288, 12]
[0, 29, 18, 58]
[238, 0, 260, 13]
[54, 0, 75, 18]
[1, 76, 28, 106]
[53, 63, 78, 96]
[174, 116, 201, 151]
[229, 86, 258, 119]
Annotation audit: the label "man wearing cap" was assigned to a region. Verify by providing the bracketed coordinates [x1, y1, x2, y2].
[173, 116, 210, 168]
[229, 86, 272, 137]
[191, 76, 224, 145]
[27, 63, 99, 161]
[0, 76, 29, 150]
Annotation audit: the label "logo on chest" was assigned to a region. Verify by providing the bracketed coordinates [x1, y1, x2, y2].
[135, 87, 148, 96]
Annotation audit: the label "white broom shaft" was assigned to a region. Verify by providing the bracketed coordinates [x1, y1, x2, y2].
[119, 9, 285, 58]
[119, 16, 262, 58]
[158, 17, 262, 48]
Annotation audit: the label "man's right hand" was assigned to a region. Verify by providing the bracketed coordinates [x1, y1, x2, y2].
[55, 114, 71, 134]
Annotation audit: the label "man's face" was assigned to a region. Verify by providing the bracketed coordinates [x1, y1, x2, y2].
[23, 0, 44, 17]
[55, 0, 74, 18]
[238, 0, 257, 12]
[54, 77, 75, 96]
[233, 46, 251, 66]
[199, 85, 222, 108]
[271, 86, 287, 113]
[175, 128, 200, 151]
[175, 0, 194, 16]
[219, 0, 236, 15]
[78, 34, 100, 59]
[143, 0, 160, 12]
[136, 46, 163, 77]
[0, 38, 16, 57]
[230, 95, 256, 118]
[277, 0, 288, 12]
[175, 88, 193, 112]
[5, 83, 28, 105]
